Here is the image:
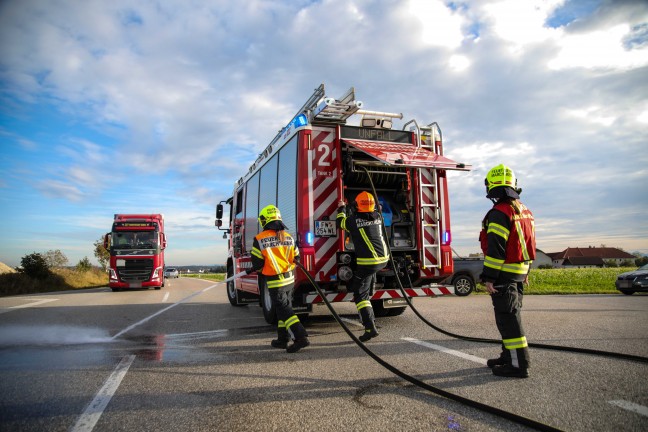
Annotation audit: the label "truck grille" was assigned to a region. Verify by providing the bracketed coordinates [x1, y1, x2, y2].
[118, 259, 154, 282]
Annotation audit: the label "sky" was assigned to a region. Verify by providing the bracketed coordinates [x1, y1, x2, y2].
[0, 0, 647, 268]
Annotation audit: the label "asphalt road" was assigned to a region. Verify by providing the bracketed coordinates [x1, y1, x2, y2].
[0, 278, 647, 432]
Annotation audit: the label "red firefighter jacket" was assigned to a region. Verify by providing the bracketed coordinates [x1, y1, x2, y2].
[479, 200, 536, 283]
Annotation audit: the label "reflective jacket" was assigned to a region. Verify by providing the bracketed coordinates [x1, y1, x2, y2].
[336, 207, 389, 267]
[479, 200, 536, 283]
[251, 226, 299, 289]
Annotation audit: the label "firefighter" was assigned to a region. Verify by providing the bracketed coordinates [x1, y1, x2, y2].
[479, 164, 536, 378]
[248, 205, 310, 353]
[336, 191, 389, 342]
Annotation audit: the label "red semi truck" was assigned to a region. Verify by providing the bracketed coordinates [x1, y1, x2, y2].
[104, 214, 167, 291]
[216, 84, 471, 323]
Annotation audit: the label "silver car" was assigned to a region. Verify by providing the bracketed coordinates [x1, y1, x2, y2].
[164, 267, 179, 278]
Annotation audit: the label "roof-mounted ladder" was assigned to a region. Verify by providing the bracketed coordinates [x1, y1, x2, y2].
[294, 84, 364, 123]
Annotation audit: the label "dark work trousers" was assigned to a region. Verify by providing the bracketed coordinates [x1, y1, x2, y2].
[350, 264, 385, 330]
[490, 281, 530, 369]
[267, 282, 307, 341]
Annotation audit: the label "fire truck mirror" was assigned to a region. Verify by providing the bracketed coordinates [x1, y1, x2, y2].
[160, 233, 167, 250]
[216, 204, 224, 219]
[103, 233, 111, 250]
[215, 219, 222, 228]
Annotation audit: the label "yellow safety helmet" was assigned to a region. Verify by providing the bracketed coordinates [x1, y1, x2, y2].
[258, 205, 282, 228]
[355, 191, 376, 212]
[485, 164, 517, 194]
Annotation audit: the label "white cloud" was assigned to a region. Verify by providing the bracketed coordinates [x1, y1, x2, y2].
[482, 0, 563, 52]
[408, 0, 466, 49]
[448, 54, 471, 72]
[549, 23, 648, 70]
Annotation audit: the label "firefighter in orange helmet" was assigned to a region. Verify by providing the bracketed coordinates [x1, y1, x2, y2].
[480, 164, 536, 378]
[336, 191, 389, 342]
[249, 205, 309, 353]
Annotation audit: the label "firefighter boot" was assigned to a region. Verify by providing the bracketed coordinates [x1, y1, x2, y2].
[492, 364, 529, 378]
[286, 320, 309, 353]
[286, 337, 310, 353]
[487, 357, 509, 368]
[358, 307, 378, 342]
[271, 324, 289, 349]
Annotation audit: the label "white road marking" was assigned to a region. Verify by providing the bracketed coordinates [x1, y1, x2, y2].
[608, 400, 648, 417]
[111, 284, 219, 340]
[11, 298, 58, 308]
[0, 298, 59, 315]
[402, 337, 488, 366]
[70, 355, 135, 432]
[162, 292, 170, 303]
[165, 329, 229, 341]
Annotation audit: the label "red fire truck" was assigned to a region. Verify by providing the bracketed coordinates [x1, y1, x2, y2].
[216, 84, 471, 323]
[104, 214, 167, 291]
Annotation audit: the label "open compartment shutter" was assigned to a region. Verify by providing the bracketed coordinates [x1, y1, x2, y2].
[342, 139, 470, 170]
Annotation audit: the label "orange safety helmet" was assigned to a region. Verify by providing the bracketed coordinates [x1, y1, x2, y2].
[355, 191, 376, 212]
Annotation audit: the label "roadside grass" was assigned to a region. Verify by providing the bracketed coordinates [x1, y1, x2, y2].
[474, 267, 635, 295]
[0, 268, 108, 297]
[184, 273, 225, 282]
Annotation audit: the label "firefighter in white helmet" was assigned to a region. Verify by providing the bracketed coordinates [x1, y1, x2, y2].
[480, 164, 536, 378]
[336, 191, 390, 342]
[249, 205, 310, 353]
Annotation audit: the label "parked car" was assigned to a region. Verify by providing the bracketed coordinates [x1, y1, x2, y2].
[164, 267, 179, 278]
[615, 264, 648, 295]
[443, 253, 484, 296]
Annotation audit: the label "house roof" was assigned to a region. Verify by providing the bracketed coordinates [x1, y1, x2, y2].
[549, 247, 635, 260]
[563, 256, 605, 266]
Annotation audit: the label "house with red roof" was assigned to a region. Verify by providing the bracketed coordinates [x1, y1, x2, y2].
[547, 247, 636, 268]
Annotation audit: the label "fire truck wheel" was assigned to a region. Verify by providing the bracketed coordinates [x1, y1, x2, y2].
[227, 266, 247, 307]
[260, 284, 278, 325]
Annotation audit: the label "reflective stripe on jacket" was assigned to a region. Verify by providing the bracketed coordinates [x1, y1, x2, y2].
[480, 200, 536, 281]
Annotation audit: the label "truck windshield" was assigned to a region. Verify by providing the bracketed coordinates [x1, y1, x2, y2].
[112, 231, 158, 255]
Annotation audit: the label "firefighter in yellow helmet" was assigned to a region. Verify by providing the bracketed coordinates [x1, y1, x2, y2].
[249, 205, 309, 353]
[336, 191, 389, 342]
[480, 164, 536, 378]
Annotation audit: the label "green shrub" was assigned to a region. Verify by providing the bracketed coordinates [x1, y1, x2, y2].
[20, 253, 51, 279]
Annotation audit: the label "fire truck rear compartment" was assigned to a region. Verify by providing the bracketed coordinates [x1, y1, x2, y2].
[338, 151, 418, 292]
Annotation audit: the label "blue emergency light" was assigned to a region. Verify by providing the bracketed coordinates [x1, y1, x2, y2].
[292, 113, 308, 128]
